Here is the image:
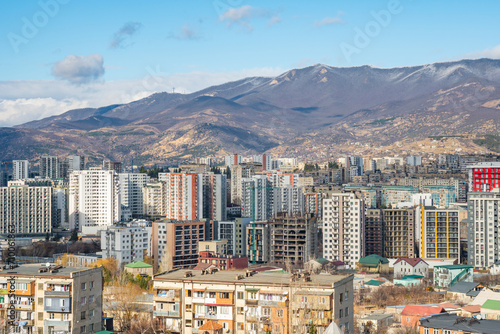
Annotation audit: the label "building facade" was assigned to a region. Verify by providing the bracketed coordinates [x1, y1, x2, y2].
[118, 173, 150, 217]
[322, 193, 365, 269]
[12, 160, 29, 180]
[420, 207, 460, 259]
[152, 269, 354, 334]
[383, 208, 416, 259]
[0, 183, 52, 235]
[68, 168, 121, 231]
[365, 209, 384, 257]
[101, 222, 151, 265]
[0, 264, 102, 334]
[217, 218, 251, 257]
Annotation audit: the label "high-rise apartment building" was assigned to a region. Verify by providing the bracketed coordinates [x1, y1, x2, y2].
[152, 269, 354, 334]
[202, 173, 227, 221]
[406, 155, 422, 166]
[152, 219, 212, 272]
[0, 264, 103, 334]
[102, 160, 122, 173]
[40, 155, 59, 179]
[225, 154, 241, 167]
[12, 160, 29, 180]
[269, 213, 318, 267]
[230, 163, 262, 205]
[365, 209, 384, 256]
[468, 162, 500, 192]
[419, 207, 460, 259]
[383, 208, 416, 259]
[68, 168, 121, 231]
[159, 173, 202, 221]
[101, 222, 152, 265]
[143, 182, 166, 218]
[241, 175, 274, 221]
[0, 183, 52, 235]
[118, 173, 150, 217]
[304, 192, 323, 217]
[467, 190, 500, 269]
[246, 221, 271, 263]
[217, 218, 251, 256]
[322, 193, 365, 268]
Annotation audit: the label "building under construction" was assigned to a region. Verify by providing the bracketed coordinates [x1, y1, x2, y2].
[268, 212, 318, 268]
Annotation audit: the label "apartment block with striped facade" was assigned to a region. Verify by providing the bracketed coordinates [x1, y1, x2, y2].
[419, 206, 460, 260]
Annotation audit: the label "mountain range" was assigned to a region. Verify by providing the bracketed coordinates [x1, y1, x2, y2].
[3, 58, 500, 165]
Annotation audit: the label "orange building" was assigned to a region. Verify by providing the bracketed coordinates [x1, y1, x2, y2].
[401, 305, 446, 329]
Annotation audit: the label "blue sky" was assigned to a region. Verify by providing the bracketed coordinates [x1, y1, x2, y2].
[1, 0, 500, 126]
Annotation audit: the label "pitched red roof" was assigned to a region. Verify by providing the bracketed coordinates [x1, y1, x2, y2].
[193, 262, 213, 270]
[394, 257, 428, 267]
[437, 302, 459, 309]
[401, 305, 445, 316]
[460, 305, 481, 313]
[199, 320, 223, 330]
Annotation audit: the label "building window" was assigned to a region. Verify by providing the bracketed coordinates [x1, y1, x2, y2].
[339, 309, 343, 318]
[345, 307, 349, 317]
[277, 309, 284, 318]
[89, 281, 94, 289]
[49, 313, 55, 319]
[219, 292, 229, 299]
[81, 282, 86, 290]
[81, 311, 86, 320]
[80, 325, 86, 334]
[237, 291, 244, 299]
[89, 295, 94, 303]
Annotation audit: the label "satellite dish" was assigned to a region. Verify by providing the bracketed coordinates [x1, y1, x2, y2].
[477, 315, 482, 320]
[46, 262, 51, 267]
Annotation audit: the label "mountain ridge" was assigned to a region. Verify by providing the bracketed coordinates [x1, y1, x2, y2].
[4, 58, 500, 163]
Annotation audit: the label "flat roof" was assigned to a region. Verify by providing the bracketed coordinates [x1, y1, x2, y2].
[154, 269, 351, 287]
[420, 313, 499, 333]
[0, 264, 95, 279]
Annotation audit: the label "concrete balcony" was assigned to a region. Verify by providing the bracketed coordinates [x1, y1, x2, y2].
[153, 310, 180, 317]
[45, 290, 71, 297]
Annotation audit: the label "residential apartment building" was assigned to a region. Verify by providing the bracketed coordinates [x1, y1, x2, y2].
[467, 190, 500, 269]
[434, 265, 473, 288]
[40, 155, 60, 179]
[118, 173, 150, 217]
[152, 220, 212, 272]
[217, 218, 251, 256]
[202, 173, 227, 221]
[65, 155, 85, 174]
[381, 186, 419, 208]
[68, 168, 121, 231]
[143, 182, 166, 218]
[322, 193, 365, 269]
[275, 185, 305, 216]
[0, 264, 102, 334]
[13, 160, 29, 180]
[269, 213, 318, 268]
[102, 160, 122, 173]
[246, 222, 271, 264]
[383, 208, 416, 259]
[152, 269, 354, 334]
[230, 163, 262, 205]
[365, 209, 384, 257]
[101, 221, 152, 265]
[304, 192, 323, 218]
[468, 162, 500, 192]
[420, 207, 460, 259]
[241, 175, 274, 221]
[0, 183, 52, 235]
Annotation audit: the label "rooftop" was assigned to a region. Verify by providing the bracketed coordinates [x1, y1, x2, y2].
[361, 313, 393, 321]
[419, 313, 499, 333]
[154, 269, 351, 287]
[481, 299, 500, 311]
[124, 261, 153, 269]
[435, 264, 473, 270]
[358, 254, 389, 266]
[0, 264, 96, 278]
[394, 257, 428, 267]
[447, 281, 480, 294]
[401, 305, 445, 317]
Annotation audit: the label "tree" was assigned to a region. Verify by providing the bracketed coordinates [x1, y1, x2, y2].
[105, 282, 148, 332]
[69, 229, 78, 242]
[309, 324, 317, 334]
[94, 257, 120, 284]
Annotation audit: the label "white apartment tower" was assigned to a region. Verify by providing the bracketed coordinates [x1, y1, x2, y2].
[467, 190, 500, 269]
[12, 160, 29, 180]
[69, 168, 121, 231]
[202, 173, 227, 221]
[101, 222, 152, 265]
[322, 193, 365, 269]
[119, 173, 150, 217]
[0, 183, 52, 234]
[241, 175, 274, 221]
[143, 182, 166, 217]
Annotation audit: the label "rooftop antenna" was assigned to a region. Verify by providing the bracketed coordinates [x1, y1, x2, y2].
[172, 87, 175, 93]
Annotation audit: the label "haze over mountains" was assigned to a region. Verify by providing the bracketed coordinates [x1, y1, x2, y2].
[3, 58, 500, 164]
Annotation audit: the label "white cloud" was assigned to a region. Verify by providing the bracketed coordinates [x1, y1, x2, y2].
[315, 12, 345, 26]
[219, 5, 272, 31]
[267, 16, 281, 26]
[110, 22, 143, 49]
[168, 23, 201, 40]
[465, 45, 500, 59]
[0, 67, 284, 127]
[51, 54, 105, 84]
